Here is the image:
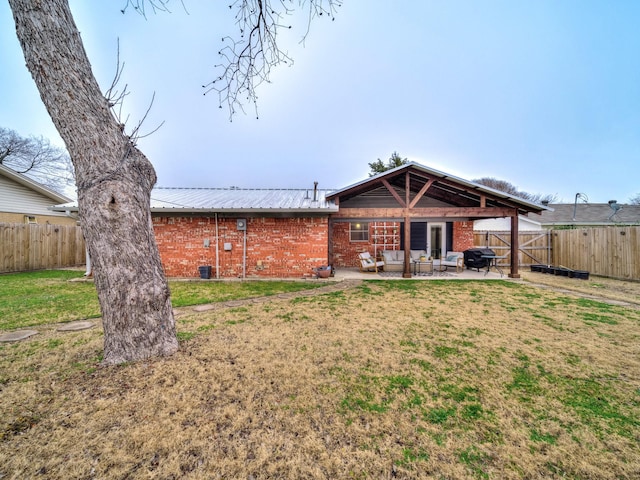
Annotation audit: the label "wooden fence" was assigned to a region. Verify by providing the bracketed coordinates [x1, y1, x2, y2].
[473, 230, 552, 268]
[474, 227, 640, 281]
[551, 226, 640, 281]
[0, 223, 85, 273]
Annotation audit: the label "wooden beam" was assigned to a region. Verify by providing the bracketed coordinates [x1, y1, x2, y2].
[409, 178, 434, 208]
[381, 178, 406, 207]
[402, 211, 411, 278]
[508, 212, 520, 278]
[331, 206, 516, 219]
[403, 174, 412, 277]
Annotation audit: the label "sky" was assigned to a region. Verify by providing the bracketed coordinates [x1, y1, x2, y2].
[1, 0, 639, 203]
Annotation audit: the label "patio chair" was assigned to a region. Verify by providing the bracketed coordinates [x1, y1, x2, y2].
[358, 252, 384, 273]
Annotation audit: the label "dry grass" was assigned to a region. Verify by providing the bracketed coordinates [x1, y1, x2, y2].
[1, 279, 640, 479]
[520, 271, 640, 306]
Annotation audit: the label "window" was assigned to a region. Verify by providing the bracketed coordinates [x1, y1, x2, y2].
[350, 222, 369, 242]
[24, 215, 37, 224]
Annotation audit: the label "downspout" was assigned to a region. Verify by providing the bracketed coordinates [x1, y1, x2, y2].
[242, 228, 247, 280]
[72, 210, 90, 276]
[215, 213, 220, 279]
[84, 247, 91, 276]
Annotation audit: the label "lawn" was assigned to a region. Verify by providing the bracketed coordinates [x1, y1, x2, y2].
[0, 270, 327, 331]
[1, 277, 639, 479]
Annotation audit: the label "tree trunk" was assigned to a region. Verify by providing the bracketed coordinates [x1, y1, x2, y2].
[9, 0, 178, 364]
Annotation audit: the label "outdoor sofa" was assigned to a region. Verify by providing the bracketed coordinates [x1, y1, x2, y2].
[380, 249, 429, 272]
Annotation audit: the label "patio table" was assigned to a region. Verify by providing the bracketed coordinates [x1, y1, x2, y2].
[481, 255, 506, 277]
[412, 260, 433, 276]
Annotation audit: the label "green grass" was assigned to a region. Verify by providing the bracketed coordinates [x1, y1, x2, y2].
[0, 270, 327, 330]
[0, 270, 100, 330]
[168, 280, 326, 307]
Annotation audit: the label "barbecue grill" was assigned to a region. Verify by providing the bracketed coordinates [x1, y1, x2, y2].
[463, 248, 496, 271]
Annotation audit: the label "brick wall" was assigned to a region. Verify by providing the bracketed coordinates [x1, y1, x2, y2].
[331, 222, 363, 267]
[153, 216, 329, 278]
[453, 221, 475, 252]
[331, 221, 401, 267]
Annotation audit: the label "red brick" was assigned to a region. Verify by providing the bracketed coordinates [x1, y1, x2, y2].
[153, 216, 328, 278]
[453, 221, 475, 251]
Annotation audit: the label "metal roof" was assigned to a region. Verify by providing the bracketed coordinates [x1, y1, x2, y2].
[52, 187, 338, 213]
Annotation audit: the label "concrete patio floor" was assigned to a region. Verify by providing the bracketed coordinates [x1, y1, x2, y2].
[332, 266, 512, 281]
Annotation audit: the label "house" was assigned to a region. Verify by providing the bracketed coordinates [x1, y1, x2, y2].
[474, 215, 543, 231]
[533, 202, 640, 228]
[51, 162, 547, 278]
[0, 164, 75, 225]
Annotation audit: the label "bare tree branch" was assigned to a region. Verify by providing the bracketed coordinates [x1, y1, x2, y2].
[104, 39, 129, 111]
[0, 127, 74, 193]
[119, 1, 341, 120]
[129, 92, 166, 142]
[473, 177, 558, 204]
[205, 0, 342, 120]
[103, 38, 164, 145]
[121, 0, 189, 17]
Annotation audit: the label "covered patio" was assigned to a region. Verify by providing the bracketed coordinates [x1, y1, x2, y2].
[327, 162, 548, 278]
[332, 266, 508, 281]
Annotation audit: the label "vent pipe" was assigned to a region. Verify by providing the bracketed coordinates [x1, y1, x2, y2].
[313, 181, 318, 202]
[572, 193, 588, 221]
[608, 200, 622, 221]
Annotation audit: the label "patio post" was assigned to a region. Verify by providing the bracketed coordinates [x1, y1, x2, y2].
[403, 212, 412, 278]
[508, 212, 520, 278]
[403, 171, 412, 278]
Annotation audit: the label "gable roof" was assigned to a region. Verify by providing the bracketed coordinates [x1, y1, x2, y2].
[535, 203, 640, 226]
[327, 162, 548, 216]
[0, 164, 71, 205]
[53, 186, 338, 214]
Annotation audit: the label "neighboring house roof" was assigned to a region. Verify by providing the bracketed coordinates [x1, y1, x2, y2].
[52, 186, 339, 214]
[533, 203, 640, 226]
[327, 161, 549, 216]
[0, 164, 72, 216]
